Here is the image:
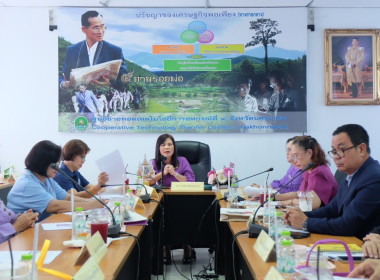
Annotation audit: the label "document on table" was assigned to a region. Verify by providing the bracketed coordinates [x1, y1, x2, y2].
[125, 211, 148, 225]
[220, 208, 253, 222]
[283, 225, 309, 234]
[95, 150, 126, 185]
[0, 251, 61, 264]
[42, 222, 72, 231]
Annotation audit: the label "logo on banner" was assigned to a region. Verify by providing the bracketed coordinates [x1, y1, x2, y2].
[74, 116, 88, 131]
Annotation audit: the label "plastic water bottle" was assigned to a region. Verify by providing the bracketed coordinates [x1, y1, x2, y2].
[278, 231, 294, 245]
[126, 189, 135, 212]
[113, 202, 124, 228]
[21, 253, 38, 279]
[276, 212, 284, 235]
[73, 207, 87, 240]
[268, 204, 277, 239]
[228, 183, 239, 208]
[277, 231, 294, 260]
[277, 240, 296, 278]
[263, 198, 274, 226]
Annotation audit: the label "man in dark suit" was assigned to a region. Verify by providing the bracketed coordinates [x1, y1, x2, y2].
[60, 10, 127, 89]
[285, 124, 380, 239]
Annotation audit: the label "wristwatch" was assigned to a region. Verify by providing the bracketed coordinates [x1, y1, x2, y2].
[175, 172, 179, 178]
[302, 219, 308, 231]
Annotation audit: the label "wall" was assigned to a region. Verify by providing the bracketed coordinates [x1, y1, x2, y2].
[0, 7, 379, 185]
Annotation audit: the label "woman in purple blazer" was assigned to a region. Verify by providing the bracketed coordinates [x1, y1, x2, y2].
[151, 135, 195, 187]
[150, 134, 195, 265]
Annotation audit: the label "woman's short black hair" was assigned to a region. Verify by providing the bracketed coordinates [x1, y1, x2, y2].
[154, 134, 178, 170]
[25, 140, 61, 177]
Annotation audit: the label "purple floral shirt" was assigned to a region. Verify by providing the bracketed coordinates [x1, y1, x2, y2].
[0, 199, 17, 244]
[152, 156, 195, 187]
[271, 165, 302, 194]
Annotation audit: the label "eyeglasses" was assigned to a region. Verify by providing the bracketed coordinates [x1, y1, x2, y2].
[80, 155, 86, 162]
[328, 145, 357, 158]
[292, 152, 305, 161]
[87, 25, 107, 32]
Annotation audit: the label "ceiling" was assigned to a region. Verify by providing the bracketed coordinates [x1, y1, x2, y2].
[0, 0, 380, 8]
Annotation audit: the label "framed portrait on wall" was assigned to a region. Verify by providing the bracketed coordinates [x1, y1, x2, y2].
[325, 29, 380, 105]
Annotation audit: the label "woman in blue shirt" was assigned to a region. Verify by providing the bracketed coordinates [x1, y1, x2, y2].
[7, 140, 103, 221]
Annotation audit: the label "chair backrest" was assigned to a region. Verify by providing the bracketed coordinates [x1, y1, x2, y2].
[176, 141, 211, 184]
[334, 169, 347, 185]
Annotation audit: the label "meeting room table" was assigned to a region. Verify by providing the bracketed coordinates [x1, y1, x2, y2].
[0, 193, 163, 280]
[218, 200, 363, 280]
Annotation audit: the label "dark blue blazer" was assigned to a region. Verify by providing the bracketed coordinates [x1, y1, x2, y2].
[53, 162, 89, 193]
[306, 157, 380, 239]
[60, 40, 127, 86]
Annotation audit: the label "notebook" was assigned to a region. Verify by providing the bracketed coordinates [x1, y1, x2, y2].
[309, 244, 362, 253]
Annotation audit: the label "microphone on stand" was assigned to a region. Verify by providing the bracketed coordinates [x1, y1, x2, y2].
[122, 171, 154, 202]
[248, 162, 314, 238]
[234, 167, 274, 184]
[223, 167, 274, 201]
[159, 155, 167, 189]
[50, 163, 121, 237]
[104, 183, 151, 203]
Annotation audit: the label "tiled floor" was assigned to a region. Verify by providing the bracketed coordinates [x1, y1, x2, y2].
[151, 248, 225, 280]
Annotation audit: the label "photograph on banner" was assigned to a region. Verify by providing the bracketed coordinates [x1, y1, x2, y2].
[58, 8, 307, 133]
[325, 29, 380, 105]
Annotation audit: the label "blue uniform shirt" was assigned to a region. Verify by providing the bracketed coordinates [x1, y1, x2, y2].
[53, 162, 90, 192]
[7, 169, 68, 221]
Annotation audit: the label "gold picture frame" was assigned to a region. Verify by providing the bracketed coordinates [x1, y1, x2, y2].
[325, 29, 380, 105]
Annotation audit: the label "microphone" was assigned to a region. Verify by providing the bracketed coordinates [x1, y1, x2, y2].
[104, 183, 151, 203]
[234, 167, 274, 184]
[221, 167, 273, 201]
[222, 167, 274, 201]
[160, 157, 166, 189]
[124, 171, 153, 202]
[50, 163, 121, 237]
[125, 171, 156, 183]
[248, 162, 314, 238]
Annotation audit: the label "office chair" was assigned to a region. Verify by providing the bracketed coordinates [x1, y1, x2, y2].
[175, 140, 213, 256]
[176, 140, 211, 184]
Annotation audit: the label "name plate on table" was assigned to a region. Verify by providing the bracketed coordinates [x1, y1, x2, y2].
[253, 230, 276, 262]
[264, 266, 285, 280]
[134, 195, 145, 209]
[74, 231, 108, 265]
[145, 185, 159, 199]
[171, 182, 204, 191]
[74, 257, 105, 280]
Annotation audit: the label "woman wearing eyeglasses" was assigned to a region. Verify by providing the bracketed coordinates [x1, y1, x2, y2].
[276, 136, 338, 209]
[54, 139, 109, 198]
[245, 137, 303, 198]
